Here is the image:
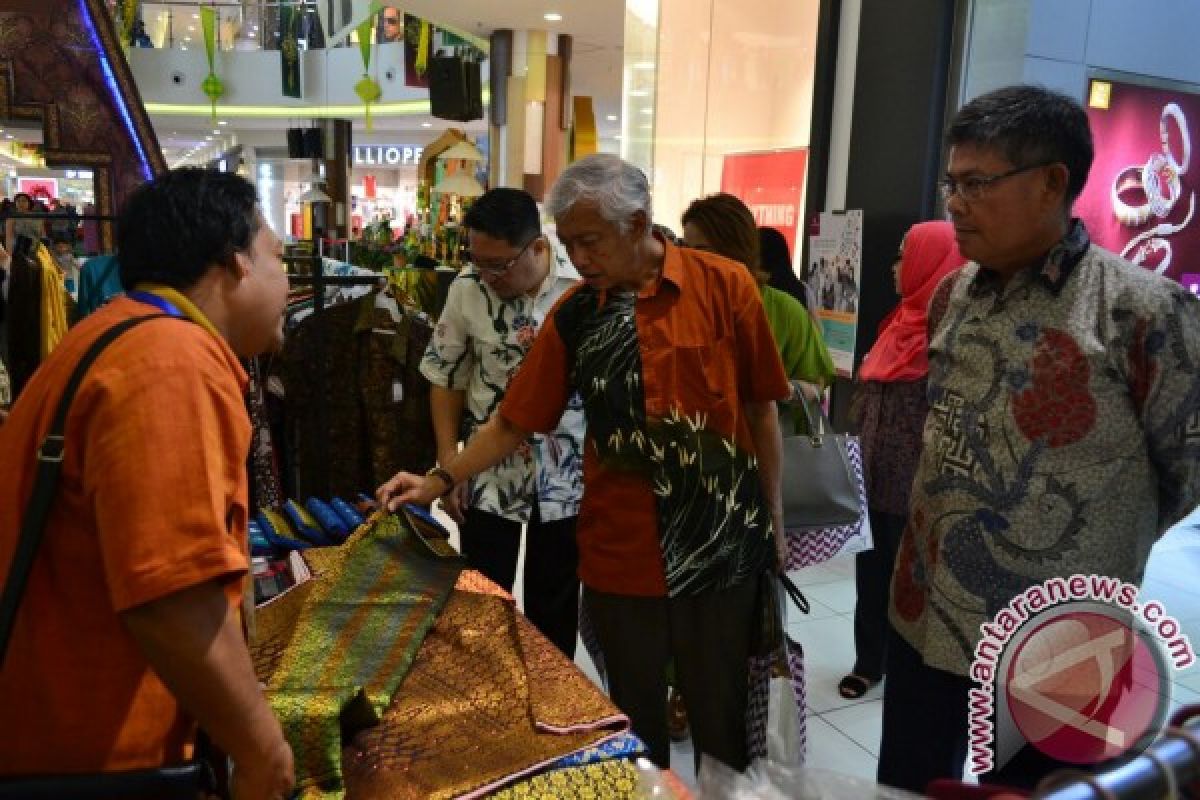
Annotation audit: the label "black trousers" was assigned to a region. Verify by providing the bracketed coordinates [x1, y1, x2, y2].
[459, 505, 580, 658]
[583, 578, 759, 772]
[851, 509, 907, 680]
[877, 626, 1082, 793]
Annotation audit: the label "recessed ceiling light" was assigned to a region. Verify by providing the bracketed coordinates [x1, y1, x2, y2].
[632, 61, 655, 70]
[205, 135, 212, 140]
[543, 12, 562, 22]
[188, 26, 195, 32]
[180, 46, 188, 50]
[192, 12, 199, 18]
[218, 120, 228, 126]
[247, 31, 256, 37]
[421, 122, 432, 128]
[606, 114, 618, 121]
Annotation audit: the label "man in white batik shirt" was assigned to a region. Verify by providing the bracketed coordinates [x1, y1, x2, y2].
[421, 188, 585, 657]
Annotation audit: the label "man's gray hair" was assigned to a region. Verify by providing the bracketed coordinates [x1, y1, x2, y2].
[546, 154, 653, 233]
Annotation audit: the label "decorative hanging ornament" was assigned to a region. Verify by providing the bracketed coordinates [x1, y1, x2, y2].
[415, 19, 431, 77]
[200, 7, 224, 124]
[120, 0, 138, 47]
[355, 18, 382, 130]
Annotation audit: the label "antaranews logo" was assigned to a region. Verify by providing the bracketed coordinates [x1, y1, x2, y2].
[967, 574, 1195, 775]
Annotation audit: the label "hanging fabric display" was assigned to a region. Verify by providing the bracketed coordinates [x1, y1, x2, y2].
[200, 7, 224, 123]
[354, 18, 382, 131]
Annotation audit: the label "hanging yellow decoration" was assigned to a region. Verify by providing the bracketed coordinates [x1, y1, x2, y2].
[415, 19, 431, 76]
[200, 7, 224, 124]
[355, 18, 382, 131]
[119, 0, 137, 47]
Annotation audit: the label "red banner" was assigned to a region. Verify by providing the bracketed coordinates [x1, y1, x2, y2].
[720, 149, 809, 255]
[1076, 77, 1199, 284]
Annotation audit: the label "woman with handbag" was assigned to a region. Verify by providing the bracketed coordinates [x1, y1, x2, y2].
[676, 193, 835, 744]
[837, 220, 965, 699]
[681, 194, 835, 418]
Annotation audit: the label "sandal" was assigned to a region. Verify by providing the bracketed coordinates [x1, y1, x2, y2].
[837, 674, 878, 699]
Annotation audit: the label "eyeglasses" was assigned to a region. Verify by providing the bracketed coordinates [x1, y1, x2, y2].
[383, 16, 400, 25]
[939, 161, 1057, 203]
[471, 236, 541, 275]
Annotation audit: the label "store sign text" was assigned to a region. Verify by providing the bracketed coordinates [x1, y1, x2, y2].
[353, 145, 423, 167]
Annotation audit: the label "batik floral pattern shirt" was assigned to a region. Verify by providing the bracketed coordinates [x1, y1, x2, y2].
[421, 236, 585, 523]
[890, 220, 1200, 676]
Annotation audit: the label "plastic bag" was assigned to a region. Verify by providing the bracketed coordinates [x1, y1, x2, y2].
[698, 758, 924, 800]
[767, 668, 803, 765]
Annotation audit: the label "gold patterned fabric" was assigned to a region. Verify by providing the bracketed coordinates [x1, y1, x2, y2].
[251, 512, 463, 796]
[490, 760, 640, 799]
[342, 589, 629, 799]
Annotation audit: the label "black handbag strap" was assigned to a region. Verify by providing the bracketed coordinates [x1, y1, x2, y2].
[0, 313, 169, 665]
[779, 572, 810, 616]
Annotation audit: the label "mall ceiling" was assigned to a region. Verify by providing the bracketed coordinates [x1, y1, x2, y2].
[153, 0, 626, 166]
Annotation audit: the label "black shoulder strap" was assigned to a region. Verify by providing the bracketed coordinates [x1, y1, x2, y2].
[0, 313, 170, 665]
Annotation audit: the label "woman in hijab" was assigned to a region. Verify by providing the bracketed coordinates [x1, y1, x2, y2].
[838, 220, 966, 699]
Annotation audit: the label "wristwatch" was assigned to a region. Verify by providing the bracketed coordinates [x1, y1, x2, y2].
[425, 466, 457, 497]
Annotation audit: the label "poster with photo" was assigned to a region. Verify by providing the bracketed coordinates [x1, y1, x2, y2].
[1075, 75, 1199, 285]
[806, 210, 863, 378]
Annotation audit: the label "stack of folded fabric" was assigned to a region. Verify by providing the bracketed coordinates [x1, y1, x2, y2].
[250, 494, 377, 603]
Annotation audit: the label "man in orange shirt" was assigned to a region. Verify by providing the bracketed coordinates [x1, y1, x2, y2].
[379, 153, 790, 770]
[0, 168, 294, 798]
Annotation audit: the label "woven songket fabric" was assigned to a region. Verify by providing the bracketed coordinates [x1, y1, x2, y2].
[342, 588, 629, 799]
[250, 512, 464, 796]
[490, 760, 641, 799]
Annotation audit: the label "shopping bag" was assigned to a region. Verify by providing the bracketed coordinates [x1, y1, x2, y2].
[747, 576, 807, 765]
[784, 434, 870, 571]
[766, 635, 807, 765]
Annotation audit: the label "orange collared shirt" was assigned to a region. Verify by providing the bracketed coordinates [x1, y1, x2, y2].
[501, 241, 790, 596]
[0, 296, 251, 774]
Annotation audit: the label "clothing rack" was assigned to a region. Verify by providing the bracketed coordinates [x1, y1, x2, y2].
[1037, 716, 1200, 799]
[282, 252, 385, 498]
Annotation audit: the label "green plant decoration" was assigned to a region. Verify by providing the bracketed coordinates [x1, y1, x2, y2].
[200, 7, 224, 124]
[355, 18, 382, 130]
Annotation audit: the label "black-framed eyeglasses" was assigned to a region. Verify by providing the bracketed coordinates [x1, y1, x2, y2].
[471, 236, 541, 275]
[939, 161, 1058, 203]
[382, 16, 400, 25]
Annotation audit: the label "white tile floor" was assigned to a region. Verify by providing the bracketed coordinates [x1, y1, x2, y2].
[437, 505, 1200, 791]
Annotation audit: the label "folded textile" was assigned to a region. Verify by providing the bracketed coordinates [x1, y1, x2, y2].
[284, 499, 338, 546]
[250, 511, 464, 796]
[490, 760, 641, 799]
[342, 588, 629, 800]
[330, 497, 366, 531]
[257, 509, 313, 553]
[303, 497, 351, 542]
[549, 731, 646, 769]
